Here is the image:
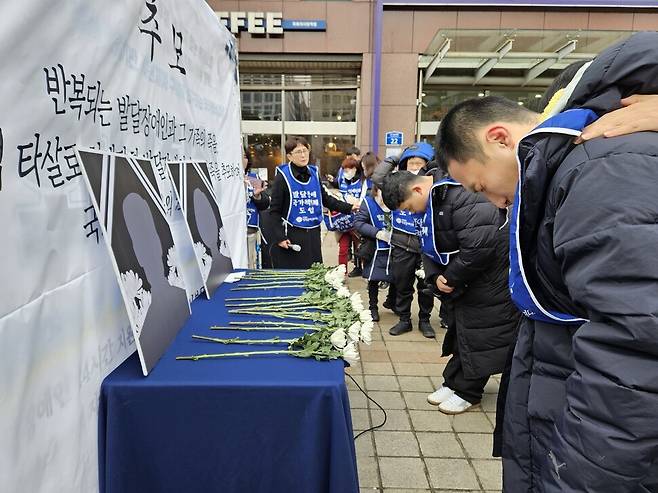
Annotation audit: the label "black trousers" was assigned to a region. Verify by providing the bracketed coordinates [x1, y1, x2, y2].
[443, 333, 489, 404]
[270, 226, 322, 269]
[390, 246, 433, 321]
[367, 281, 397, 309]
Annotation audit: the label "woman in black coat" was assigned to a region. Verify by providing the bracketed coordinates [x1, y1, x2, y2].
[268, 136, 355, 269]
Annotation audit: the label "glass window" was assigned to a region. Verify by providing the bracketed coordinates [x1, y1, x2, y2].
[421, 88, 545, 121]
[285, 89, 357, 122]
[240, 91, 282, 121]
[246, 134, 283, 181]
[286, 135, 356, 178]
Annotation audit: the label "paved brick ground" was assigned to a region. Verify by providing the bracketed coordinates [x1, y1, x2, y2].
[321, 230, 503, 493]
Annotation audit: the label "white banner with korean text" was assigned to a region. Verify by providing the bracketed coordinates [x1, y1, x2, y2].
[0, 1, 246, 491]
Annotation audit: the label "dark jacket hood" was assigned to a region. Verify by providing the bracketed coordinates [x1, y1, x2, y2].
[515, 32, 658, 303]
[567, 31, 658, 114]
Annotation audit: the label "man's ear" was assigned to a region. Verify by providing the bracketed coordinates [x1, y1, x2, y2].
[412, 183, 424, 195]
[485, 125, 514, 150]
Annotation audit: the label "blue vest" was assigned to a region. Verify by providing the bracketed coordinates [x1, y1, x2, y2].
[323, 211, 355, 232]
[277, 163, 324, 229]
[338, 175, 363, 199]
[392, 209, 422, 235]
[246, 172, 260, 228]
[419, 177, 461, 265]
[364, 196, 391, 250]
[510, 108, 598, 324]
[320, 174, 362, 232]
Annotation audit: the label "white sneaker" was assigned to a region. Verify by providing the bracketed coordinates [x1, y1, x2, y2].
[427, 386, 454, 406]
[438, 394, 479, 415]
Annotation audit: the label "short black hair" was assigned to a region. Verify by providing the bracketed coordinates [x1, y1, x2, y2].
[285, 136, 309, 155]
[346, 146, 361, 156]
[435, 96, 536, 173]
[381, 171, 422, 210]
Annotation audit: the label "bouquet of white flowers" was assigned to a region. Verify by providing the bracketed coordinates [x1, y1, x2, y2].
[177, 264, 371, 365]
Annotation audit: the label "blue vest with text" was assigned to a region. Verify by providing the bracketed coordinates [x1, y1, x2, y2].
[339, 175, 363, 199]
[509, 108, 598, 324]
[246, 172, 260, 228]
[364, 196, 391, 250]
[419, 177, 461, 265]
[324, 175, 365, 232]
[277, 163, 324, 229]
[392, 209, 423, 236]
[323, 211, 355, 232]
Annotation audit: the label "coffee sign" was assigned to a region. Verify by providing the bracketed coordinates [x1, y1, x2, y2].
[216, 12, 283, 35]
[216, 12, 326, 36]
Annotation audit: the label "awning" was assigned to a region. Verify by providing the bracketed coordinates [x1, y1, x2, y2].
[419, 29, 633, 86]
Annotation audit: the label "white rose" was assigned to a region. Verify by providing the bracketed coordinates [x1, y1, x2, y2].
[342, 342, 360, 366]
[330, 329, 347, 349]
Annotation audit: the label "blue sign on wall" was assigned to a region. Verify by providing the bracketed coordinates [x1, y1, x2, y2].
[385, 131, 404, 146]
[281, 20, 327, 31]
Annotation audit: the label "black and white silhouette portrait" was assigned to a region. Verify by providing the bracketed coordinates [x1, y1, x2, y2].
[77, 150, 191, 375]
[167, 161, 233, 297]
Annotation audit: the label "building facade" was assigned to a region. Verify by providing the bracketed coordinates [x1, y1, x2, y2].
[207, 0, 658, 177]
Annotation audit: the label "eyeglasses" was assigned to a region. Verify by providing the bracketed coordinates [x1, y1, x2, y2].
[290, 148, 310, 156]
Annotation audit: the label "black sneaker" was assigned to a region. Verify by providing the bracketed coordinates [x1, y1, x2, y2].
[370, 308, 380, 322]
[382, 299, 395, 311]
[348, 267, 363, 278]
[440, 321, 449, 329]
[379, 281, 390, 290]
[388, 320, 412, 336]
[419, 320, 436, 339]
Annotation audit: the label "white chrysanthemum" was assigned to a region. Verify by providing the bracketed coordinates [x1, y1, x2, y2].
[342, 342, 360, 366]
[334, 264, 347, 275]
[336, 286, 351, 298]
[360, 321, 374, 345]
[415, 268, 426, 280]
[120, 270, 151, 338]
[121, 270, 143, 300]
[330, 328, 348, 349]
[218, 227, 231, 257]
[347, 322, 361, 342]
[193, 241, 212, 282]
[166, 246, 185, 289]
[359, 309, 373, 323]
[350, 292, 364, 312]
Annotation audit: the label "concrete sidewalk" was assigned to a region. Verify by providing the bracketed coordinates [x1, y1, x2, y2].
[322, 230, 503, 493]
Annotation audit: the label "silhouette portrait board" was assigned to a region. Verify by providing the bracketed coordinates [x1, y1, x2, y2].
[77, 149, 191, 375]
[167, 161, 233, 297]
[133, 158, 208, 302]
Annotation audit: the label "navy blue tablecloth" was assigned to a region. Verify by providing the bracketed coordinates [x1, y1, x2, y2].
[99, 278, 359, 493]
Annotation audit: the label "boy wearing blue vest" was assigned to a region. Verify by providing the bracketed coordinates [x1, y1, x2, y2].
[380, 167, 518, 414]
[374, 142, 436, 338]
[269, 136, 356, 269]
[435, 32, 658, 491]
[354, 184, 393, 321]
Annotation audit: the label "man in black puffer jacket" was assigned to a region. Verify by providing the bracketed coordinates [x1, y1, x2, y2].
[436, 32, 658, 492]
[380, 168, 519, 415]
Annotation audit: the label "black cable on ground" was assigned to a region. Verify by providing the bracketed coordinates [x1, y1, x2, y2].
[346, 372, 387, 440]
